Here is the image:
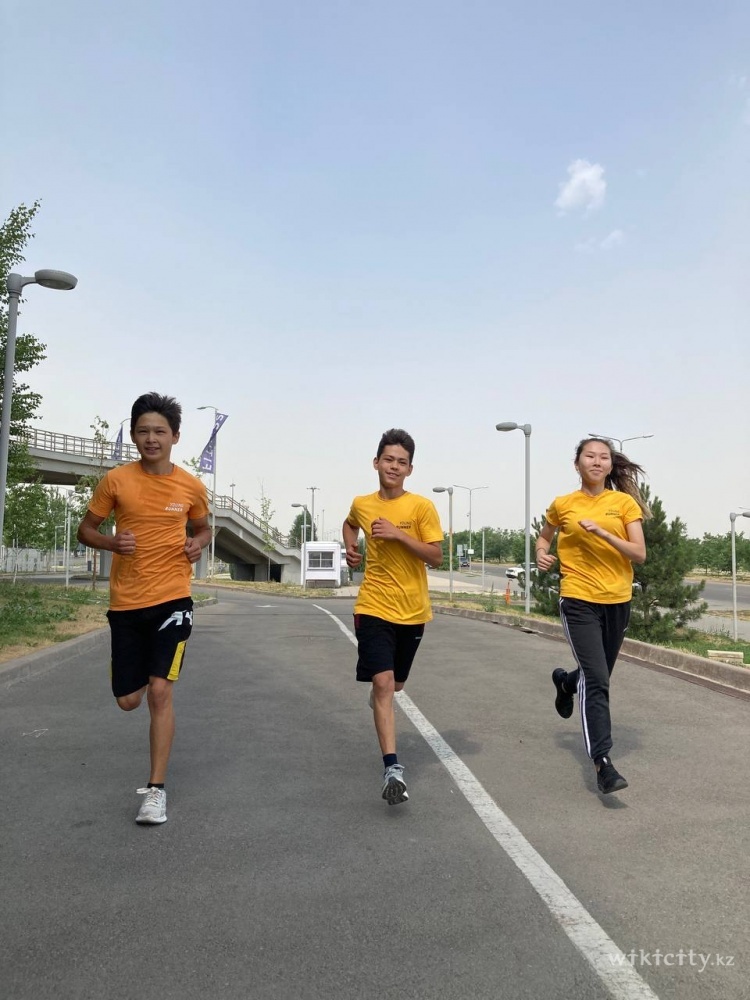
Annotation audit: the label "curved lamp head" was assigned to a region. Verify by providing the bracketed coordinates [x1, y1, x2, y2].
[496, 421, 532, 435]
[433, 486, 453, 495]
[34, 269, 77, 290]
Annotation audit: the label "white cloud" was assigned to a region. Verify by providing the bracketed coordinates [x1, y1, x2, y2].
[600, 228, 624, 250]
[555, 159, 607, 215]
[575, 229, 624, 253]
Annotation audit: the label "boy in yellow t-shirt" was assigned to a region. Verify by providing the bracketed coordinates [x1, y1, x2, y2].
[343, 429, 444, 806]
[77, 393, 211, 825]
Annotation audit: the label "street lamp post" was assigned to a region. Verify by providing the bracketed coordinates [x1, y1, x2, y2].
[308, 487, 319, 541]
[496, 422, 532, 614]
[291, 503, 309, 586]
[230, 482, 236, 503]
[453, 484, 488, 568]
[197, 405, 219, 578]
[0, 269, 77, 551]
[588, 432, 654, 453]
[53, 523, 65, 572]
[730, 512, 750, 641]
[433, 486, 454, 600]
[64, 492, 73, 589]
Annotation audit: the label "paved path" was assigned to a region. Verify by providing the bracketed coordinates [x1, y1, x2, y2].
[1, 589, 748, 1000]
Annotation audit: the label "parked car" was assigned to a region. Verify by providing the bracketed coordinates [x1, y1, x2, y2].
[505, 566, 524, 580]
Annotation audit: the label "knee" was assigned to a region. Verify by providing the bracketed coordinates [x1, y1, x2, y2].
[372, 673, 395, 696]
[147, 678, 173, 711]
[116, 693, 143, 712]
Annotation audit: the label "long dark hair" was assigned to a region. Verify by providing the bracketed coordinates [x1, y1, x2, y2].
[575, 438, 652, 519]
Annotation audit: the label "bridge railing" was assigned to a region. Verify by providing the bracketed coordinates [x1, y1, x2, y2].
[210, 493, 290, 548]
[23, 427, 292, 550]
[23, 427, 140, 463]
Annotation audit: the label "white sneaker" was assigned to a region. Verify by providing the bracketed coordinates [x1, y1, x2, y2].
[136, 786, 167, 824]
[382, 764, 409, 805]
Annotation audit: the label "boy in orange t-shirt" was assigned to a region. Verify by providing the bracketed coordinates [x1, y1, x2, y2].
[77, 393, 211, 825]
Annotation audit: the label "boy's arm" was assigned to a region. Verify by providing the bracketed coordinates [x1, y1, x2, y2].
[342, 519, 363, 569]
[184, 516, 213, 564]
[77, 511, 136, 554]
[370, 519, 443, 568]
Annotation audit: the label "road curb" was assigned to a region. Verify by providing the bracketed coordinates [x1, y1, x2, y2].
[433, 605, 750, 696]
[0, 597, 219, 691]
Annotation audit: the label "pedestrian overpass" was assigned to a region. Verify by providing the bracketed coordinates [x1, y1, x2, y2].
[19, 428, 302, 583]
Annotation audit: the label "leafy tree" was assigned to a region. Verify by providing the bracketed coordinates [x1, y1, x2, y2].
[630, 488, 707, 642]
[258, 487, 276, 579]
[182, 456, 206, 480]
[288, 511, 314, 549]
[1, 206, 46, 423]
[697, 533, 728, 575]
[1, 202, 48, 541]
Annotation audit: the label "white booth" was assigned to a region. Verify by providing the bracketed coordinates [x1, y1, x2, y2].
[301, 541, 344, 587]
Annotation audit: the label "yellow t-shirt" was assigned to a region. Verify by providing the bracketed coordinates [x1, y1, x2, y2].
[348, 492, 444, 625]
[88, 462, 209, 611]
[545, 489, 642, 604]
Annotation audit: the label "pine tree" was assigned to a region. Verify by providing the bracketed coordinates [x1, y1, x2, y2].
[529, 512, 561, 616]
[630, 487, 707, 642]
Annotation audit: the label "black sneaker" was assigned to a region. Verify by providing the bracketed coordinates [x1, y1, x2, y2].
[596, 757, 628, 794]
[552, 669, 574, 719]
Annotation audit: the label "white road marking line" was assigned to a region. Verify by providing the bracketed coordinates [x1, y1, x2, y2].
[313, 604, 659, 1000]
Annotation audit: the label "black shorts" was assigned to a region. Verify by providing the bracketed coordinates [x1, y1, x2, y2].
[354, 614, 425, 684]
[106, 597, 194, 698]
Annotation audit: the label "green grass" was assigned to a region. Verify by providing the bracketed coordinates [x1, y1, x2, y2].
[659, 628, 750, 663]
[0, 582, 106, 650]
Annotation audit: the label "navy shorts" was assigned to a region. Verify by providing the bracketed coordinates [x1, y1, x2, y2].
[354, 614, 425, 684]
[106, 597, 194, 698]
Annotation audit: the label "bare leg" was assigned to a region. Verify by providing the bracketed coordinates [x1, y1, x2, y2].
[146, 677, 175, 784]
[372, 671, 396, 755]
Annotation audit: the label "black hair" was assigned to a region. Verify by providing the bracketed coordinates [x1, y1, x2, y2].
[575, 438, 652, 519]
[376, 428, 415, 463]
[131, 393, 182, 435]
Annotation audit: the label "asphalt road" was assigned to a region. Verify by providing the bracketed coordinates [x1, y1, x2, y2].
[1, 589, 748, 1000]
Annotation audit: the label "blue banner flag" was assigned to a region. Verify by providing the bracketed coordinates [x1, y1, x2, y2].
[199, 413, 229, 473]
[111, 424, 123, 461]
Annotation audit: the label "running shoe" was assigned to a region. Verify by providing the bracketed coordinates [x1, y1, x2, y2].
[552, 668, 574, 719]
[136, 786, 167, 824]
[382, 764, 409, 805]
[596, 758, 628, 795]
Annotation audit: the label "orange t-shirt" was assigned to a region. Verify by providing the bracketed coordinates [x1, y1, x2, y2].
[88, 462, 209, 611]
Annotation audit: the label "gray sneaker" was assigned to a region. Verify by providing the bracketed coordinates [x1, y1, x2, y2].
[136, 786, 167, 824]
[382, 764, 409, 805]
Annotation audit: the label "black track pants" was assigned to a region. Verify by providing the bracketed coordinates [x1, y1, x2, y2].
[559, 597, 631, 762]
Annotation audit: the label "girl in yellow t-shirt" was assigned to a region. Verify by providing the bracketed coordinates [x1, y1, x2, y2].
[536, 438, 651, 796]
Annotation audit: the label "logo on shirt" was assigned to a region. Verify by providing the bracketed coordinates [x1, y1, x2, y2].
[397, 521, 413, 530]
[164, 502, 186, 512]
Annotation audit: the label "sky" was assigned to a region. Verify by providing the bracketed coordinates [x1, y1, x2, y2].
[3, 0, 749, 542]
